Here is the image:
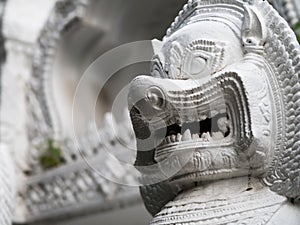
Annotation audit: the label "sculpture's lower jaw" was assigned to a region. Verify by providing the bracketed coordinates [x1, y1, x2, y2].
[155, 144, 245, 184]
[171, 167, 251, 185]
[150, 177, 286, 225]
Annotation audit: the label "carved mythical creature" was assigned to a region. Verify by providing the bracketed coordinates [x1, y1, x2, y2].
[128, 0, 300, 224]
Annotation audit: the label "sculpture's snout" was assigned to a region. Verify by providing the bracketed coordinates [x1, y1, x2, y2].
[128, 74, 231, 129]
[128, 75, 170, 126]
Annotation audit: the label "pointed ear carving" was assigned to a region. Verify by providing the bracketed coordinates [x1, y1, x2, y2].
[242, 5, 267, 49]
[152, 39, 163, 55]
[151, 39, 167, 78]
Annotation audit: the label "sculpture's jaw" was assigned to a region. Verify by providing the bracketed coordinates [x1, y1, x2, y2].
[153, 109, 237, 181]
[128, 72, 252, 184]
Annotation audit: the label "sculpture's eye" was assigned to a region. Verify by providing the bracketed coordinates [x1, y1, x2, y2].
[183, 54, 209, 77]
[190, 56, 207, 75]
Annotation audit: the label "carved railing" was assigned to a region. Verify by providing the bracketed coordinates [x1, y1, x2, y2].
[22, 121, 140, 223]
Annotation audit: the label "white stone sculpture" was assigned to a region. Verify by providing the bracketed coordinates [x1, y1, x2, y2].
[128, 0, 300, 224]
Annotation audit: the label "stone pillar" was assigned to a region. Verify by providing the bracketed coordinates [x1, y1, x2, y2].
[0, 0, 56, 222]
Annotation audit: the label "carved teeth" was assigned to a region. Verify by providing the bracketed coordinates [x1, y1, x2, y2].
[177, 133, 182, 142]
[182, 129, 192, 141]
[166, 136, 171, 143]
[200, 115, 208, 121]
[192, 134, 199, 140]
[156, 112, 231, 147]
[217, 117, 229, 134]
[212, 132, 224, 140]
[171, 135, 176, 142]
[201, 132, 211, 141]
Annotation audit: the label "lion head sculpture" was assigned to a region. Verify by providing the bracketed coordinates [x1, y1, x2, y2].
[128, 0, 300, 216]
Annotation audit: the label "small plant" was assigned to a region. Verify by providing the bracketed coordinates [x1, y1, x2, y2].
[293, 21, 300, 43]
[40, 139, 63, 170]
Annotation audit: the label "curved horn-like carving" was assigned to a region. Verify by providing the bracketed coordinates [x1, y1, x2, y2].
[242, 5, 267, 51]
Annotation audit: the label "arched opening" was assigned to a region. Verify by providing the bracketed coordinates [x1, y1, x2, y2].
[51, 0, 186, 136]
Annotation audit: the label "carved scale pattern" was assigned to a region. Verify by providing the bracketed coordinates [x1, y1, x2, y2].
[256, 0, 300, 201]
[151, 204, 281, 225]
[150, 187, 286, 225]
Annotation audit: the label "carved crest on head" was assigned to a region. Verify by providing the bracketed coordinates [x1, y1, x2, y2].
[242, 5, 267, 53]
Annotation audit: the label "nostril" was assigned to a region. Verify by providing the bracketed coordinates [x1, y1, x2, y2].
[145, 86, 165, 110]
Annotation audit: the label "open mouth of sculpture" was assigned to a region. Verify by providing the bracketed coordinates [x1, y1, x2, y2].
[154, 112, 233, 160]
[129, 72, 252, 182]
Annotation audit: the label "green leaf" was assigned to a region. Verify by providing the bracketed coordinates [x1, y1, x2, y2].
[39, 139, 63, 170]
[292, 21, 300, 43]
